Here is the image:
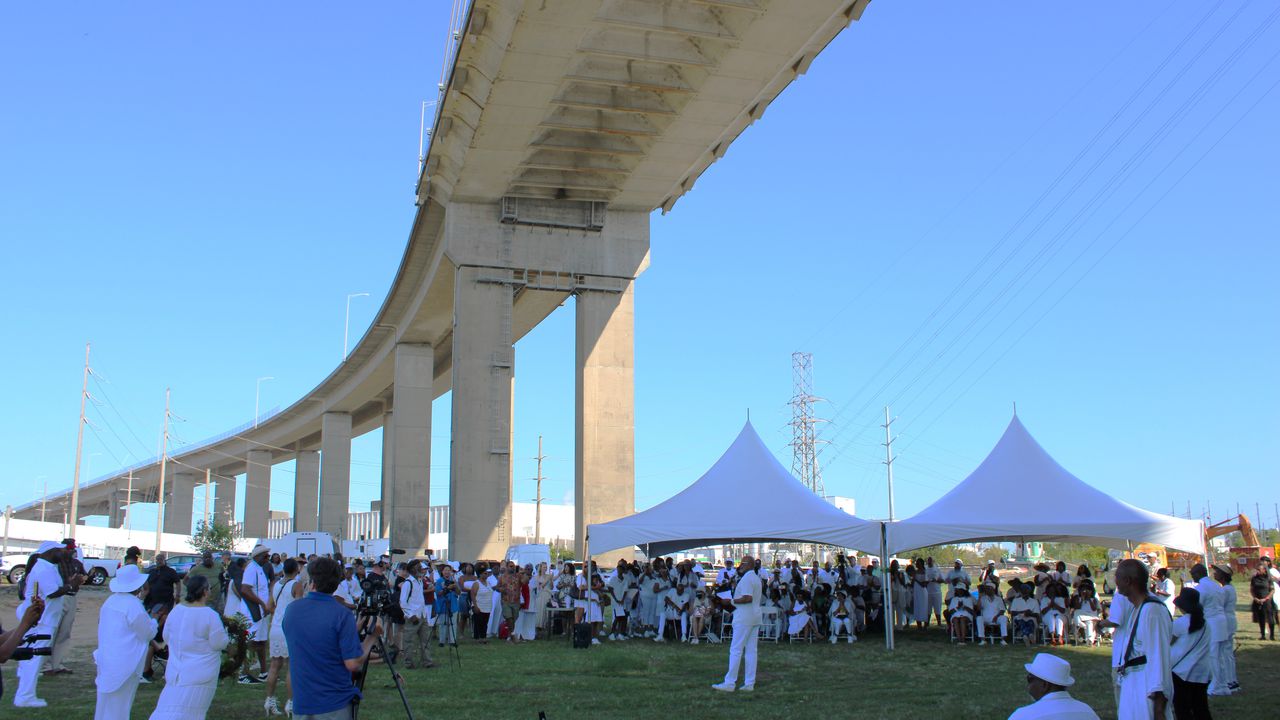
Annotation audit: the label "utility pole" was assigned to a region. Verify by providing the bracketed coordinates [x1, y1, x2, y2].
[203, 468, 211, 527]
[41, 479, 48, 522]
[155, 388, 171, 556]
[3, 505, 10, 555]
[68, 342, 91, 536]
[881, 405, 897, 652]
[882, 406, 897, 522]
[533, 435, 545, 544]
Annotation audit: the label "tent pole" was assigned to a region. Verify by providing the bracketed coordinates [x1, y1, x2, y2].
[882, 522, 893, 651]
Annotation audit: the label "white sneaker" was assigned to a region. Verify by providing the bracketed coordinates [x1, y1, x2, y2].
[591, 638, 600, 645]
[739, 685, 755, 692]
[848, 635, 857, 643]
[711, 682, 735, 692]
[284, 699, 293, 718]
[1001, 639, 1008, 646]
[830, 636, 838, 644]
[653, 636, 665, 643]
[265, 697, 283, 717]
[691, 637, 699, 645]
[607, 633, 616, 641]
[14, 699, 49, 708]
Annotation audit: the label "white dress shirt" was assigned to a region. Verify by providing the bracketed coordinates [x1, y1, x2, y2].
[731, 569, 762, 627]
[1008, 690, 1101, 719]
[94, 592, 157, 694]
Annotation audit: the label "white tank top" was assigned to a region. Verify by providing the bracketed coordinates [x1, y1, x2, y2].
[270, 578, 299, 631]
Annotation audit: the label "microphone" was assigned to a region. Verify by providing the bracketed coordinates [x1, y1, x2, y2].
[389, 549, 407, 555]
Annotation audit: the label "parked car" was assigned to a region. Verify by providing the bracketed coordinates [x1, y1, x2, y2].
[81, 557, 119, 586]
[2, 553, 30, 584]
[144, 553, 203, 578]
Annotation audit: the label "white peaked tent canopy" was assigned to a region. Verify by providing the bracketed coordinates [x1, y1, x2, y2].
[888, 415, 1206, 556]
[587, 422, 882, 556]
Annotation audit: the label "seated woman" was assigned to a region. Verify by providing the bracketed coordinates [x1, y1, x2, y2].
[1072, 563, 1094, 593]
[1070, 583, 1102, 646]
[787, 589, 815, 641]
[688, 586, 711, 644]
[976, 582, 1008, 646]
[1009, 583, 1040, 647]
[811, 584, 832, 639]
[946, 582, 975, 643]
[828, 588, 858, 643]
[655, 582, 692, 642]
[1040, 582, 1069, 646]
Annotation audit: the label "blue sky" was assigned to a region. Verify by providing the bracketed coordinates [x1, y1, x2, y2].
[2, 2, 1276, 534]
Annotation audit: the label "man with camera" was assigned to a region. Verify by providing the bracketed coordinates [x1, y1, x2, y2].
[1, 596, 46, 702]
[283, 557, 382, 720]
[13, 540, 80, 708]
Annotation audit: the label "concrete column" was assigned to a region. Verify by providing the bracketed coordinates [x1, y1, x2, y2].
[575, 283, 636, 563]
[214, 471, 237, 526]
[164, 472, 197, 535]
[449, 266, 514, 561]
[107, 488, 125, 529]
[319, 412, 352, 540]
[391, 343, 433, 556]
[294, 450, 320, 532]
[379, 411, 394, 538]
[244, 450, 272, 539]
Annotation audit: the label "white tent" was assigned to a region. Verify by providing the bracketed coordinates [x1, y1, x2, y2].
[587, 422, 882, 556]
[888, 415, 1205, 556]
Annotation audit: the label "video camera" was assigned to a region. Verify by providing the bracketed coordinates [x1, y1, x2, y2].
[357, 572, 393, 619]
[10, 634, 52, 662]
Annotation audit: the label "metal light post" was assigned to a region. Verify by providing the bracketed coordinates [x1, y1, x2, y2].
[344, 292, 370, 360]
[255, 376, 275, 428]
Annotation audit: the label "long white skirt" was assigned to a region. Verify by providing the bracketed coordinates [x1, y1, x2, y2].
[94, 677, 142, 720]
[148, 680, 219, 720]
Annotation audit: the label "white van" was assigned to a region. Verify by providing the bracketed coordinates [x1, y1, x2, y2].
[505, 543, 551, 569]
[259, 532, 337, 559]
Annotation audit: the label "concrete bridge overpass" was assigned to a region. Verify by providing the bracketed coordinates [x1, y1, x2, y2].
[15, 0, 872, 562]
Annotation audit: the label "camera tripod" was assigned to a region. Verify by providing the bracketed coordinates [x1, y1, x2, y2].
[354, 614, 414, 720]
[433, 607, 462, 669]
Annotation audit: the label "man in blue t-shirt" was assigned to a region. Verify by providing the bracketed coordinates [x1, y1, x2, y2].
[283, 556, 379, 719]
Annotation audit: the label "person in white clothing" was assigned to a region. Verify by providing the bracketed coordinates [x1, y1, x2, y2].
[656, 583, 692, 642]
[399, 560, 435, 669]
[240, 545, 273, 684]
[1070, 584, 1102, 646]
[1008, 653, 1101, 720]
[93, 565, 158, 720]
[828, 589, 858, 643]
[947, 583, 975, 642]
[925, 557, 945, 627]
[1209, 564, 1238, 693]
[945, 559, 970, 588]
[264, 558, 304, 717]
[13, 541, 76, 709]
[1187, 563, 1231, 697]
[1169, 588, 1213, 719]
[148, 574, 230, 720]
[1112, 559, 1172, 720]
[977, 583, 1008, 645]
[713, 555, 761, 693]
[1150, 568, 1176, 616]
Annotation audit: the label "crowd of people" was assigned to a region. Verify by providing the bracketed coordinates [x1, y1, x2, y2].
[5, 537, 1279, 720]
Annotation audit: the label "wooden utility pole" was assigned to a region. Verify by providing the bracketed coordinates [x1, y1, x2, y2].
[533, 435, 545, 544]
[154, 388, 171, 555]
[68, 343, 91, 536]
[125, 469, 134, 534]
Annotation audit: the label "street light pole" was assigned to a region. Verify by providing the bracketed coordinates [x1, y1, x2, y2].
[68, 342, 91, 536]
[344, 292, 370, 359]
[255, 376, 275, 428]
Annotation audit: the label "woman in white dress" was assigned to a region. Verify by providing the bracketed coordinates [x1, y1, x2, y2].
[787, 589, 815, 641]
[148, 575, 229, 720]
[1070, 583, 1102, 645]
[1039, 582, 1069, 646]
[910, 559, 930, 628]
[94, 565, 157, 720]
[946, 583, 975, 642]
[263, 558, 303, 717]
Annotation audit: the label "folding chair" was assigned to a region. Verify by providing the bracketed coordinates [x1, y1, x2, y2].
[948, 613, 976, 644]
[758, 607, 780, 643]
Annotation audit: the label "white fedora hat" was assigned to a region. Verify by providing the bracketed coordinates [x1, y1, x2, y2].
[110, 564, 149, 593]
[1025, 653, 1075, 687]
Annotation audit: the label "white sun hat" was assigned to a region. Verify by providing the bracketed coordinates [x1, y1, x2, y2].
[1025, 653, 1076, 687]
[110, 564, 149, 594]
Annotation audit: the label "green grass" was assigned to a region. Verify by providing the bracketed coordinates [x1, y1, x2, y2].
[3, 585, 1278, 719]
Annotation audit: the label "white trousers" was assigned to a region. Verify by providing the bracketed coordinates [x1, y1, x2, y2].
[1207, 640, 1234, 695]
[927, 589, 943, 619]
[50, 593, 78, 670]
[657, 611, 687, 639]
[829, 617, 853, 640]
[14, 604, 62, 706]
[977, 616, 1008, 639]
[722, 621, 759, 688]
[1116, 673, 1172, 720]
[486, 601, 504, 637]
[1043, 611, 1065, 637]
[1073, 615, 1098, 643]
[94, 677, 142, 720]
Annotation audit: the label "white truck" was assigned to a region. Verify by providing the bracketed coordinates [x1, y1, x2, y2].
[342, 537, 390, 562]
[258, 532, 338, 559]
[505, 543, 551, 570]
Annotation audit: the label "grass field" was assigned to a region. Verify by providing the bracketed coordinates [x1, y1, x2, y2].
[2, 585, 1277, 719]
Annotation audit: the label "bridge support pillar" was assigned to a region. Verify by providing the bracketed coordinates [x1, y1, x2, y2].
[244, 450, 272, 539]
[391, 343, 434, 557]
[449, 266, 514, 562]
[575, 282, 636, 563]
[107, 488, 126, 528]
[214, 471, 236, 526]
[319, 412, 352, 541]
[379, 410, 394, 538]
[294, 449, 320, 532]
[164, 472, 196, 535]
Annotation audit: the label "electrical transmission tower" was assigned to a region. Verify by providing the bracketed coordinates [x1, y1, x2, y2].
[789, 352, 826, 498]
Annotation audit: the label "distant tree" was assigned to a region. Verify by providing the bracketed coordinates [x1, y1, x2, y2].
[1041, 542, 1108, 570]
[981, 546, 1006, 564]
[190, 520, 239, 555]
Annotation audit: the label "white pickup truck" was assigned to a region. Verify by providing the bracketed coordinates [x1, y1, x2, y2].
[1, 552, 117, 586]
